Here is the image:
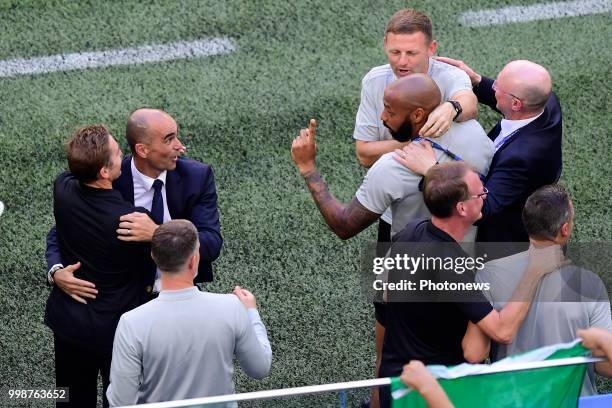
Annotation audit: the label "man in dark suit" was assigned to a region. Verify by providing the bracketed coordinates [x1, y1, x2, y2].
[46, 124, 152, 407]
[46, 108, 223, 302]
[394, 59, 562, 244]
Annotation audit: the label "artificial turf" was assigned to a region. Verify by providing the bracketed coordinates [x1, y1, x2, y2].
[0, 0, 610, 406]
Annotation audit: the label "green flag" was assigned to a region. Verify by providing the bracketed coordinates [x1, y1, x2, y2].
[391, 340, 589, 408]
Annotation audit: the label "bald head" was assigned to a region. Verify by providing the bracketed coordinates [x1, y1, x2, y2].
[126, 108, 176, 152]
[499, 60, 551, 112]
[385, 73, 441, 113]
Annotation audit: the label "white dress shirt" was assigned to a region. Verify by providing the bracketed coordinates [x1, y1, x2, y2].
[131, 158, 170, 291]
[493, 110, 543, 151]
[131, 158, 170, 223]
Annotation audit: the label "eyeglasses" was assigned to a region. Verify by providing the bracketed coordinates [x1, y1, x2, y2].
[492, 80, 523, 101]
[469, 187, 489, 200]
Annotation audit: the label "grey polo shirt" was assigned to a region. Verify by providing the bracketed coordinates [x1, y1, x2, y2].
[353, 60, 472, 223]
[477, 250, 612, 395]
[355, 119, 493, 238]
[107, 287, 272, 407]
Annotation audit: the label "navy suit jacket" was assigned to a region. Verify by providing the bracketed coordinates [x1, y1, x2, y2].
[46, 156, 223, 283]
[475, 76, 562, 243]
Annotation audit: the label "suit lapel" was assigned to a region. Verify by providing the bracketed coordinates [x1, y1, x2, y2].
[113, 155, 135, 204]
[166, 168, 182, 219]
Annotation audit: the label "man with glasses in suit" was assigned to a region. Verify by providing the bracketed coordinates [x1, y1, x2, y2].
[395, 59, 562, 245]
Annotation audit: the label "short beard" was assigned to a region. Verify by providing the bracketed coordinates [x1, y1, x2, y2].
[383, 120, 414, 142]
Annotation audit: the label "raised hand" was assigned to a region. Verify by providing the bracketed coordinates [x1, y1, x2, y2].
[233, 285, 257, 309]
[291, 119, 318, 176]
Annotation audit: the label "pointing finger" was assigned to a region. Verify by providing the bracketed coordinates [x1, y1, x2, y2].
[308, 118, 317, 140]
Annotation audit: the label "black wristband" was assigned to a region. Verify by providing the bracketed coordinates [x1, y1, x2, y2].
[448, 100, 463, 121]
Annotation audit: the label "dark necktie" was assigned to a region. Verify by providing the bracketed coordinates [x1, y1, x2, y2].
[151, 179, 164, 225]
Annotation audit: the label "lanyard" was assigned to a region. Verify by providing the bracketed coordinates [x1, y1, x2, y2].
[413, 136, 462, 161]
[494, 128, 520, 151]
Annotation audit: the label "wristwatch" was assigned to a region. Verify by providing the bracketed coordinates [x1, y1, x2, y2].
[447, 100, 463, 121]
[48, 264, 64, 285]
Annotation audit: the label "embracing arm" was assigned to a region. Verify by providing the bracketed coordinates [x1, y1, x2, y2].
[419, 89, 478, 138]
[46, 226, 63, 272]
[432, 56, 500, 114]
[451, 89, 478, 122]
[355, 139, 408, 168]
[473, 76, 500, 113]
[475, 245, 566, 344]
[45, 226, 96, 303]
[462, 322, 490, 363]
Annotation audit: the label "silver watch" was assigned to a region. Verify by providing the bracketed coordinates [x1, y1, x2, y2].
[48, 264, 64, 285]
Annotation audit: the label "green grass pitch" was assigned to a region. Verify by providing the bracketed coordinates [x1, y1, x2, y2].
[0, 0, 610, 406]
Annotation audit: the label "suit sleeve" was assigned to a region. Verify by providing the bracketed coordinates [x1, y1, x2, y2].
[46, 174, 67, 272]
[190, 166, 223, 262]
[480, 155, 530, 221]
[474, 76, 501, 114]
[45, 226, 64, 271]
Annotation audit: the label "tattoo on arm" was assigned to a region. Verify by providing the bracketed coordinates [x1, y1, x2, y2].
[303, 169, 379, 239]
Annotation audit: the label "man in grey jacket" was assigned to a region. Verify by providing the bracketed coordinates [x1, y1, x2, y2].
[107, 220, 271, 406]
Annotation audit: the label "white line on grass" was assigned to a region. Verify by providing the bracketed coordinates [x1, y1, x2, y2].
[0, 37, 236, 78]
[459, 0, 612, 27]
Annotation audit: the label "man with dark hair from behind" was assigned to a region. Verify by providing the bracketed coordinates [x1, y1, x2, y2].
[476, 184, 612, 395]
[378, 162, 562, 407]
[107, 220, 272, 406]
[45, 125, 152, 407]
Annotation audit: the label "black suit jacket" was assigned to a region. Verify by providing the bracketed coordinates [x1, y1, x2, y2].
[475, 76, 563, 243]
[45, 172, 152, 352]
[47, 156, 223, 283]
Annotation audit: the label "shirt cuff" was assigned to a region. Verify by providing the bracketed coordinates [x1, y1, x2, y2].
[48, 263, 64, 285]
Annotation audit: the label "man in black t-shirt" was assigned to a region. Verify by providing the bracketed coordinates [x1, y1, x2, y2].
[45, 125, 152, 408]
[378, 161, 561, 407]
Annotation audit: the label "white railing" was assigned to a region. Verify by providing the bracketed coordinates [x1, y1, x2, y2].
[119, 356, 603, 407]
